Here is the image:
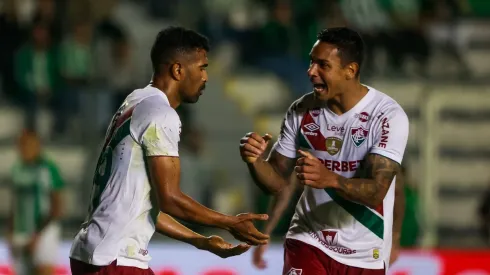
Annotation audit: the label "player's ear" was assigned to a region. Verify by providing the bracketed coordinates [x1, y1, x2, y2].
[345, 62, 359, 80]
[170, 63, 183, 81]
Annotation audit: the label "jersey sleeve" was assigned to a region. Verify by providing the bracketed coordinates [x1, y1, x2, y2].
[370, 107, 409, 164]
[272, 104, 300, 159]
[132, 98, 181, 157]
[46, 160, 65, 190]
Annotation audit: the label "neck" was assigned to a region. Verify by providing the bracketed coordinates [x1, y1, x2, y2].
[150, 75, 181, 109]
[327, 82, 368, 115]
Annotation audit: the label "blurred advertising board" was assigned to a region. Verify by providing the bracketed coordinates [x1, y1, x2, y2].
[0, 242, 489, 274]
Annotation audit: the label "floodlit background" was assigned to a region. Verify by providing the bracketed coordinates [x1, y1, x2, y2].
[0, 0, 490, 274]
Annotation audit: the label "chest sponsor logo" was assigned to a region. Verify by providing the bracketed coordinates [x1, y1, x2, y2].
[286, 268, 303, 275]
[355, 112, 370, 122]
[318, 158, 362, 172]
[326, 137, 343, 156]
[351, 126, 369, 147]
[326, 124, 345, 135]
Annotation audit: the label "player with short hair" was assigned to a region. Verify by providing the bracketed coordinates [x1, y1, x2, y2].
[8, 130, 64, 275]
[240, 27, 409, 274]
[70, 26, 269, 275]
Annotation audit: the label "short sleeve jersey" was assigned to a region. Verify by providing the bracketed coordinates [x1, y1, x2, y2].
[70, 85, 181, 269]
[273, 87, 409, 269]
[11, 157, 64, 241]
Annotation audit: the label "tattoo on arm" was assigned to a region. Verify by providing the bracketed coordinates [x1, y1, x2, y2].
[335, 154, 400, 208]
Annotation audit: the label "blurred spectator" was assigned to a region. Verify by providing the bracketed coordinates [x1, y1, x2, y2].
[14, 19, 62, 133]
[478, 182, 490, 245]
[337, 0, 393, 77]
[253, 0, 310, 98]
[399, 164, 421, 248]
[32, 0, 63, 43]
[179, 126, 212, 207]
[338, 0, 431, 77]
[8, 130, 64, 275]
[108, 36, 134, 111]
[60, 20, 93, 133]
[387, 0, 432, 77]
[0, 0, 27, 102]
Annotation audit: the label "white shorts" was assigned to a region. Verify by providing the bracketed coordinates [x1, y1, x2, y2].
[12, 223, 61, 269]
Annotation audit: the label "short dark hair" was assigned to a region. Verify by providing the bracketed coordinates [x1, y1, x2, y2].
[151, 26, 210, 74]
[317, 27, 364, 77]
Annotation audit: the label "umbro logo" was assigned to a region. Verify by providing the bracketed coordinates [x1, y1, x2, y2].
[304, 123, 320, 132]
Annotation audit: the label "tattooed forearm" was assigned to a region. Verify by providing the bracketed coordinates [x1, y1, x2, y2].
[334, 154, 400, 209]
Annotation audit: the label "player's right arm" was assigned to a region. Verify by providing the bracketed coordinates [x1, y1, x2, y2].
[155, 212, 250, 258]
[240, 103, 300, 194]
[240, 102, 302, 268]
[136, 103, 269, 245]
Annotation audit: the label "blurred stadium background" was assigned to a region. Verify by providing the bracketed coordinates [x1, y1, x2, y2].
[0, 0, 490, 274]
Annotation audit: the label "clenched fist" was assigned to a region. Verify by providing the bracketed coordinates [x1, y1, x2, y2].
[239, 132, 272, 163]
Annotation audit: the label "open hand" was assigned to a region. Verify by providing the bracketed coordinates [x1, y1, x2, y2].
[200, 235, 251, 258]
[228, 213, 270, 245]
[295, 150, 338, 189]
[239, 133, 272, 163]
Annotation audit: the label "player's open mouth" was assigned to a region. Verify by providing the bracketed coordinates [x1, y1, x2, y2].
[313, 84, 327, 93]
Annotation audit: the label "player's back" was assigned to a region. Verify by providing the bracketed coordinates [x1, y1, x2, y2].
[70, 85, 180, 269]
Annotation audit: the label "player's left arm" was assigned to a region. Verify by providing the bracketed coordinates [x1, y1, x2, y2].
[36, 162, 64, 234]
[333, 154, 401, 208]
[155, 212, 250, 258]
[297, 107, 409, 209]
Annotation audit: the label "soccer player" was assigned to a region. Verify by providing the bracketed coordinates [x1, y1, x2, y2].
[240, 27, 409, 274]
[8, 130, 64, 275]
[69, 26, 269, 274]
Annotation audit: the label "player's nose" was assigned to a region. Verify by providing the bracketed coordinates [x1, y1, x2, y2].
[202, 70, 208, 82]
[307, 64, 318, 78]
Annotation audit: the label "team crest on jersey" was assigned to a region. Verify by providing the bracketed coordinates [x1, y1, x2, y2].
[322, 230, 339, 246]
[326, 137, 343, 156]
[286, 268, 303, 275]
[351, 126, 369, 147]
[373, 248, 380, 259]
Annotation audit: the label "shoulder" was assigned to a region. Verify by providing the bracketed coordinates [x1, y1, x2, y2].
[288, 93, 323, 115]
[132, 95, 180, 124]
[39, 157, 60, 171]
[371, 88, 408, 120]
